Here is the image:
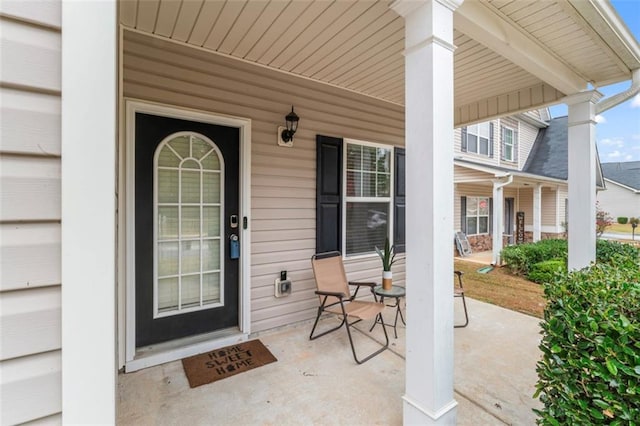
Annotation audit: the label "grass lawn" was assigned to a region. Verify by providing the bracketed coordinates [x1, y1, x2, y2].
[454, 259, 545, 319]
[607, 223, 635, 234]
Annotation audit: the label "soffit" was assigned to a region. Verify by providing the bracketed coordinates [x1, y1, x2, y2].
[119, 0, 637, 110]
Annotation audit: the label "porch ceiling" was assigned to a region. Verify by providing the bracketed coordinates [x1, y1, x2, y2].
[119, 0, 639, 125]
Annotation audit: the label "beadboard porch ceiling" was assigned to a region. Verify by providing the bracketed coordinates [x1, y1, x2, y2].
[119, 0, 640, 125]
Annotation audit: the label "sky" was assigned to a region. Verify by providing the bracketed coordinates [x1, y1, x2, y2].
[548, 0, 640, 164]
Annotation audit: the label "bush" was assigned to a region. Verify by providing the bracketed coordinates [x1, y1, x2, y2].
[535, 258, 640, 424]
[527, 259, 567, 284]
[597, 240, 640, 266]
[501, 239, 567, 275]
[618, 217, 629, 225]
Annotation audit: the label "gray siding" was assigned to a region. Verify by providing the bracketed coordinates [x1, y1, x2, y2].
[122, 30, 405, 333]
[0, 2, 62, 424]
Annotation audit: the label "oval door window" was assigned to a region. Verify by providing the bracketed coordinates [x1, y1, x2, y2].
[154, 132, 225, 318]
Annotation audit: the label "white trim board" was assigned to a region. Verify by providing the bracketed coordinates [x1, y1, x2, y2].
[122, 99, 252, 371]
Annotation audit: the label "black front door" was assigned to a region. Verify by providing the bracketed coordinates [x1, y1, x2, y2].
[135, 112, 240, 347]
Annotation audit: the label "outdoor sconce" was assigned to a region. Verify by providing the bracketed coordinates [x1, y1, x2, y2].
[277, 106, 299, 147]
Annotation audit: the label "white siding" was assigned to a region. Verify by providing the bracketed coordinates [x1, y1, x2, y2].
[597, 180, 640, 219]
[122, 30, 405, 333]
[558, 186, 569, 227]
[0, 6, 62, 424]
[517, 120, 540, 169]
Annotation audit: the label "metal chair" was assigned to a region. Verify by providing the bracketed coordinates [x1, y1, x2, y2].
[310, 251, 389, 364]
[454, 270, 469, 328]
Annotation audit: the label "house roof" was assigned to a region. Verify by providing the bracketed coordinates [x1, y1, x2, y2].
[601, 161, 640, 190]
[119, 0, 640, 127]
[514, 116, 606, 188]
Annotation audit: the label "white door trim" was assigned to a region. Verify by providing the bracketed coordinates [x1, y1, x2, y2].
[123, 99, 252, 370]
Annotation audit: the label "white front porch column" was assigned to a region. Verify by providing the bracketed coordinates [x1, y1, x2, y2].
[391, 0, 461, 423]
[533, 183, 542, 242]
[566, 90, 603, 270]
[492, 177, 511, 265]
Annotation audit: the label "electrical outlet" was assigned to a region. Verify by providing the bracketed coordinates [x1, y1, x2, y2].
[274, 278, 292, 297]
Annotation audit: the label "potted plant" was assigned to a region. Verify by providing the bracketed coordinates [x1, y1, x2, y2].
[376, 237, 397, 291]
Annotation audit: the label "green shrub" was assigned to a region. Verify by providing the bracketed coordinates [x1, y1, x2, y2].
[527, 259, 567, 284]
[618, 217, 629, 225]
[597, 240, 640, 266]
[535, 259, 640, 424]
[501, 239, 567, 275]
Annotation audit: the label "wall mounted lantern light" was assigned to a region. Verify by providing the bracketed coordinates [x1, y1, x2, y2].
[277, 106, 299, 147]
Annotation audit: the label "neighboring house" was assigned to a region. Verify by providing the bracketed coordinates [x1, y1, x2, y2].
[454, 114, 605, 263]
[1, 1, 638, 424]
[598, 161, 640, 219]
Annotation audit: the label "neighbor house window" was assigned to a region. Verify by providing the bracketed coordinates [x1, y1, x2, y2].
[502, 127, 517, 162]
[463, 122, 491, 156]
[344, 141, 392, 256]
[465, 196, 490, 235]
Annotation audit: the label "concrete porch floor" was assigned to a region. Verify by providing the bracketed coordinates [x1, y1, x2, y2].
[118, 298, 542, 425]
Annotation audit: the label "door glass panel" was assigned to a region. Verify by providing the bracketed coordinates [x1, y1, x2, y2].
[158, 170, 178, 203]
[158, 277, 179, 312]
[158, 207, 178, 240]
[154, 132, 225, 317]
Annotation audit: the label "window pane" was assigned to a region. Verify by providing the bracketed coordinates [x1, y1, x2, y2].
[181, 275, 200, 308]
[466, 217, 478, 235]
[203, 172, 221, 203]
[478, 198, 489, 215]
[479, 217, 489, 234]
[158, 242, 178, 277]
[158, 277, 178, 312]
[181, 170, 201, 203]
[479, 137, 489, 155]
[201, 151, 220, 171]
[377, 148, 390, 173]
[202, 239, 220, 271]
[346, 202, 388, 256]
[181, 206, 200, 238]
[466, 197, 478, 215]
[203, 206, 220, 238]
[362, 172, 376, 197]
[505, 145, 513, 161]
[377, 173, 390, 197]
[362, 146, 376, 171]
[158, 147, 180, 167]
[203, 272, 221, 305]
[181, 240, 200, 274]
[169, 136, 190, 158]
[467, 134, 478, 153]
[158, 169, 179, 203]
[182, 159, 200, 169]
[192, 137, 212, 160]
[158, 207, 178, 240]
[478, 122, 490, 138]
[347, 171, 361, 197]
[347, 144, 361, 170]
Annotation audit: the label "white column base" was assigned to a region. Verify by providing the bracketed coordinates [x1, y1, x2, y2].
[403, 396, 458, 425]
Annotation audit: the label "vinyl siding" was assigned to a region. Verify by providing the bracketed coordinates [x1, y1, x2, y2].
[0, 4, 62, 424]
[518, 188, 534, 226]
[517, 120, 539, 170]
[542, 187, 557, 226]
[122, 30, 405, 333]
[558, 186, 569, 227]
[597, 180, 640, 219]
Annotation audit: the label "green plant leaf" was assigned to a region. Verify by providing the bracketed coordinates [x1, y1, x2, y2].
[606, 358, 618, 376]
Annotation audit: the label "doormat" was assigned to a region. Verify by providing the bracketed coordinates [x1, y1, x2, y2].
[181, 340, 277, 388]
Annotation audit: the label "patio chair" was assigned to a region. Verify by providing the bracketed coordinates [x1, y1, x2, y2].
[454, 270, 469, 328]
[310, 251, 389, 364]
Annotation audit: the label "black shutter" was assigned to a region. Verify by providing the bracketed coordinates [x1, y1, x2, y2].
[461, 127, 468, 152]
[489, 122, 494, 158]
[461, 196, 467, 233]
[316, 135, 343, 253]
[394, 147, 406, 253]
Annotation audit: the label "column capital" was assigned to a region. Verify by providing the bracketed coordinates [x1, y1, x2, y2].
[391, 0, 464, 17]
[563, 90, 604, 106]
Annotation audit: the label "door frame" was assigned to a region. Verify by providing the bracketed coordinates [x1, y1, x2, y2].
[123, 99, 252, 371]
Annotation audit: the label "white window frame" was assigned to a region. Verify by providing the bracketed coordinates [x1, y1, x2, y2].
[342, 138, 394, 259]
[503, 126, 516, 162]
[466, 196, 491, 235]
[153, 132, 225, 318]
[465, 122, 490, 156]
